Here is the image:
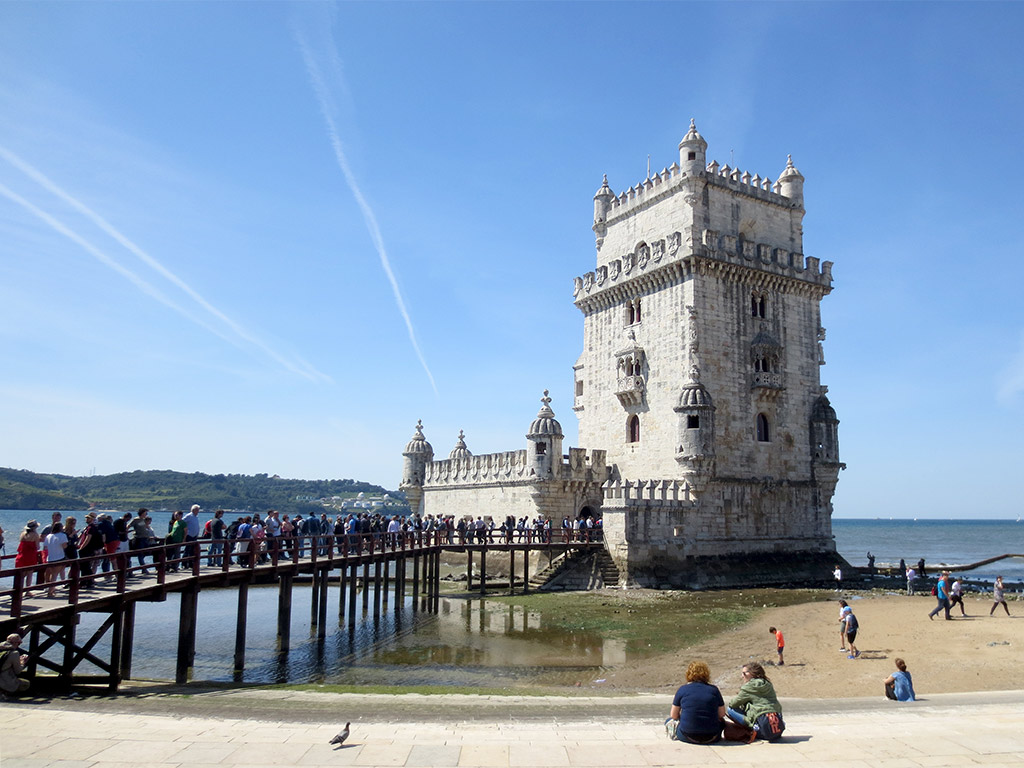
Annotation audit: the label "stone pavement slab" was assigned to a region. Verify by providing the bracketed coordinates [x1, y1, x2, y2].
[2, 690, 1024, 768]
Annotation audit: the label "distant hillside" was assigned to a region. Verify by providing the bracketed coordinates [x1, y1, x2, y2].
[0, 467, 405, 516]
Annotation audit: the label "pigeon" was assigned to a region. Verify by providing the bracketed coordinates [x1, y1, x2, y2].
[329, 722, 350, 747]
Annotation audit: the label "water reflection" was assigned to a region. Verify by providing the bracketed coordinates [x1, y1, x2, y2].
[48, 586, 627, 688]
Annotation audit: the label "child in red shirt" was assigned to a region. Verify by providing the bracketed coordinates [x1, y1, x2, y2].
[769, 626, 784, 666]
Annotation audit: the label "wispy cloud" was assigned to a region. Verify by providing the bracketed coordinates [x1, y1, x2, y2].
[0, 144, 330, 383]
[293, 25, 439, 396]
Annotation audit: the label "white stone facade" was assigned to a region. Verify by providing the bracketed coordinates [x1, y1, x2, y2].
[401, 122, 844, 587]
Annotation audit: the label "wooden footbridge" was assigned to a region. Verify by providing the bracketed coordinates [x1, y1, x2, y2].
[0, 531, 603, 693]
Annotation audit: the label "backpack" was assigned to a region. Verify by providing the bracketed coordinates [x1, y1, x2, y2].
[754, 712, 785, 742]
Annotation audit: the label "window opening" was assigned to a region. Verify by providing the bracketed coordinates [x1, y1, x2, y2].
[756, 413, 770, 442]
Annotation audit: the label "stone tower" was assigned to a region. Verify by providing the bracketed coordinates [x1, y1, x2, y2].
[572, 120, 844, 586]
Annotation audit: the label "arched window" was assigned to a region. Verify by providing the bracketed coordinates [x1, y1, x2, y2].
[756, 413, 770, 443]
[751, 293, 766, 318]
[627, 415, 640, 443]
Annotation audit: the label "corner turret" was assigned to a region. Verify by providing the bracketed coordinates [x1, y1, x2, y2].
[526, 390, 564, 478]
[777, 154, 804, 206]
[593, 175, 614, 250]
[678, 119, 708, 176]
[400, 420, 433, 514]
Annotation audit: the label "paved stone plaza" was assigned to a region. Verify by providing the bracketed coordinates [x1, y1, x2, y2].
[1, 688, 1022, 768]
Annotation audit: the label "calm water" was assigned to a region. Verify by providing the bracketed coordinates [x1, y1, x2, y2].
[2, 510, 1020, 685]
[832, 518, 1024, 582]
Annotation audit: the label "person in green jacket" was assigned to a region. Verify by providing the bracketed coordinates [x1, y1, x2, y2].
[167, 510, 186, 572]
[726, 662, 785, 742]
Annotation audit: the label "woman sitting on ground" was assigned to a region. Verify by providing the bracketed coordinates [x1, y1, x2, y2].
[884, 658, 916, 701]
[726, 662, 785, 742]
[665, 660, 725, 744]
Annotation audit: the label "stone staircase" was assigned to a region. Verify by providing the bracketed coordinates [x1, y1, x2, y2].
[529, 546, 621, 591]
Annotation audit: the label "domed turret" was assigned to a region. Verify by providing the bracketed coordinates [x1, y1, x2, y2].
[526, 390, 563, 478]
[449, 430, 472, 460]
[777, 154, 804, 206]
[678, 118, 708, 176]
[400, 420, 433, 514]
[810, 394, 840, 463]
[674, 381, 716, 492]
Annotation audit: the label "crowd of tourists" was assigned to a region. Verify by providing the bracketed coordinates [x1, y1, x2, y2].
[5, 507, 603, 585]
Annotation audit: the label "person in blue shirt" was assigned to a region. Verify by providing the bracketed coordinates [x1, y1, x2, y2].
[665, 660, 725, 744]
[884, 658, 916, 701]
[928, 570, 952, 620]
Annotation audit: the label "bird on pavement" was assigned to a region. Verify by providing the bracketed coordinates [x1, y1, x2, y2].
[329, 722, 350, 747]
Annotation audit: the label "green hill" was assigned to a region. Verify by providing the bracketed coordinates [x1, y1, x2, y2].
[0, 467, 406, 516]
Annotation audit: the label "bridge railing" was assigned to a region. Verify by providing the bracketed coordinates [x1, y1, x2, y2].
[0, 526, 602, 619]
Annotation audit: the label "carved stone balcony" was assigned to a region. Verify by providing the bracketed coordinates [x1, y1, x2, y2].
[615, 375, 645, 406]
[752, 371, 784, 398]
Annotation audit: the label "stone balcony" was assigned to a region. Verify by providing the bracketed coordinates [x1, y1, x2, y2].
[615, 375, 645, 406]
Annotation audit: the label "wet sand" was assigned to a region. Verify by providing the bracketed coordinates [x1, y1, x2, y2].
[603, 589, 1022, 699]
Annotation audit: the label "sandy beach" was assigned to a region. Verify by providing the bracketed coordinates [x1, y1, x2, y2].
[606, 589, 1022, 699]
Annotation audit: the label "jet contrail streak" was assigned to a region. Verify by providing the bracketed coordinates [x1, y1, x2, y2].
[0, 181, 236, 343]
[295, 32, 438, 396]
[0, 144, 329, 383]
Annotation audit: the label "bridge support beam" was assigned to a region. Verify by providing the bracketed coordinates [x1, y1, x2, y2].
[348, 562, 359, 627]
[176, 586, 198, 685]
[234, 581, 248, 671]
[119, 602, 136, 681]
[317, 568, 328, 638]
[277, 572, 293, 651]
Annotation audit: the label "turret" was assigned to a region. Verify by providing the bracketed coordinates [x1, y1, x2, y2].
[593, 175, 614, 249]
[777, 154, 805, 206]
[526, 390, 563, 479]
[674, 379, 716, 492]
[810, 395, 840, 464]
[678, 118, 708, 176]
[400, 420, 433, 514]
[448, 430, 472, 460]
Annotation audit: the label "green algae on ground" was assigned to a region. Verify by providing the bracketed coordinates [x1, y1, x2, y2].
[485, 588, 822, 655]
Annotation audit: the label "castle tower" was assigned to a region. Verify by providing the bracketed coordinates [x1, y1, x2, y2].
[399, 420, 433, 515]
[573, 122, 843, 586]
[526, 390, 563, 479]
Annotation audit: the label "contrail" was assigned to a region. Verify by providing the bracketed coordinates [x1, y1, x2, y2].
[0, 180, 232, 343]
[295, 30, 439, 396]
[0, 145, 330, 383]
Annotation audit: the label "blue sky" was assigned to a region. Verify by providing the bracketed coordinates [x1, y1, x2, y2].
[1, 2, 1022, 519]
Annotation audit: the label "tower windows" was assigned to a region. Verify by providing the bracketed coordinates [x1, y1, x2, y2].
[751, 292, 766, 318]
[626, 298, 642, 325]
[627, 415, 640, 443]
[756, 413, 770, 442]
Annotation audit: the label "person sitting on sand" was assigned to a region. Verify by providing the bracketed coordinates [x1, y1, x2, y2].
[726, 662, 785, 742]
[884, 658, 916, 701]
[665, 660, 725, 744]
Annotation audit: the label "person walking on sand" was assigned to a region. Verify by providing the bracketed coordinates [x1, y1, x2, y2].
[928, 570, 951, 621]
[884, 658, 916, 701]
[837, 600, 852, 652]
[990, 575, 1011, 616]
[769, 626, 784, 666]
[843, 606, 860, 659]
[949, 576, 967, 616]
